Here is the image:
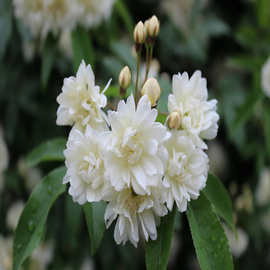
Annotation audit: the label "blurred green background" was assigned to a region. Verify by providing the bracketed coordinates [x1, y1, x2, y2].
[1, 0, 270, 269]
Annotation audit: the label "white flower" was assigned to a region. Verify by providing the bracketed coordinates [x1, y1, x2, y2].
[79, 0, 115, 29]
[105, 186, 167, 247]
[59, 29, 73, 59]
[30, 242, 54, 270]
[63, 126, 112, 205]
[0, 236, 12, 270]
[208, 140, 228, 177]
[56, 60, 108, 130]
[104, 95, 170, 195]
[0, 128, 8, 191]
[256, 168, 270, 206]
[163, 130, 209, 212]
[18, 158, 42, 192]
[162, 0, 208, 36]
[223, 226, 249, 258]
[80, 258, 95, 270]
[7, 201, 24, 231]
[262, 56, 270, 97]
[168, 71, 219, 148]
[13, 0, 115, 40]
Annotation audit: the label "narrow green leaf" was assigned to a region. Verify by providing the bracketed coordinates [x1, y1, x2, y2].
[145, 206, 176, 270]
[114, 0, 134, 35]
[83, 201, 107, 255]
[187, 194, 234, 270]
[72, 27, 95, 71]
[203, 174, 235, 233]
[25, 138, 66, 167]
[13, 167, 66, 270]
[41, 35, 56, 89]
[0, 0, 12, 59]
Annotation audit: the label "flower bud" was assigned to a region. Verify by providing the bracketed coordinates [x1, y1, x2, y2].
[133, 21, 146, 44]
[141, 77, 161, 106]
[119, 66, 131, 90]
[167, 112, 181, 129]
[147, 15, 160, 38]
[144, 19, 150, 37]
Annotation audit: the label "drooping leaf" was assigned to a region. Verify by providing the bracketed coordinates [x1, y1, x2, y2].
[187, 194, 234, 270]
[83, 201, 107, 255]
[13, 167, 66, 270]
[0, 0, 12, 59]
[72, 27, 95, 71]
[41, 35, 56, 89]
[145, 206, 176, 270]
[203, 174, 235, 232]
[25, 138, 66, 167]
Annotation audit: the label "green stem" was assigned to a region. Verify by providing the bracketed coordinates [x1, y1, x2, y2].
[143, 44, 153, 85]
[135, 47, 142, 104]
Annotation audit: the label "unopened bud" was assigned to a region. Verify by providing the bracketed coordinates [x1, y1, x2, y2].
[119, 66, 131, 90]
[167, 112, 181, 129]
[141, 78, 161, 106]
[144, 19, 150, 37]
[147, 15, 160, 38]
[133, 21, 146, 44]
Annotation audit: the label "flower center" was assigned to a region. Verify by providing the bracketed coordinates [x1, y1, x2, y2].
[120, 127, 142, 165]
[168, 150, 186, 177]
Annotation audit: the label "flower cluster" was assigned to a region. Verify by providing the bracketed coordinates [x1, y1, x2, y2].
[13, 0, 115, 40]
[57, 17, 219, 247]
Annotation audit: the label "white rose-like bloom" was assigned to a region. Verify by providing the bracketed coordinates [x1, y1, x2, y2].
[105, 95, 170, 195]
[223, 226, 249, 258]
[79, 0, 115, 29]
[262, 56, 270, 97]
[168, 71, 219, 149]
[63, 126, 112, 205]
[56, 60, 109, 130]
[7, 201, 24, 231]
[13, 0, 82, 39]
[13, 0, 115, 40]
[256, 168, 270, 206]
[105, 186, 167, 247]
[0, 129, 8, 191]
[163, 130, 209, 212]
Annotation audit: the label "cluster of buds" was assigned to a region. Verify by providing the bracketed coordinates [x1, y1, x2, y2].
[133, 15, 160, 46]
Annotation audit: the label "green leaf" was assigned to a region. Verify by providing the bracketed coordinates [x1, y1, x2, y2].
[41, 35, 56, 89]
[72, 27, 95, 71]
[203, 174, 235, 232]
[264, 105, 270, 159]
[25, 138, 66, 167]
[13, 167, 66, 270]
[187, 194, 234, 270]
[106, 85, 120, 98]
[145, 206, 176, 270]
[114, 0, 134, 35]
[257, 0, 270, 28]
[83, 201, 107, 255]
[0, 0, 12, 59]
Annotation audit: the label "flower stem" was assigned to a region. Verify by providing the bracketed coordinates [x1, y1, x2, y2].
[135, 45, 142, 104]
[143, 44, 153, 85]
